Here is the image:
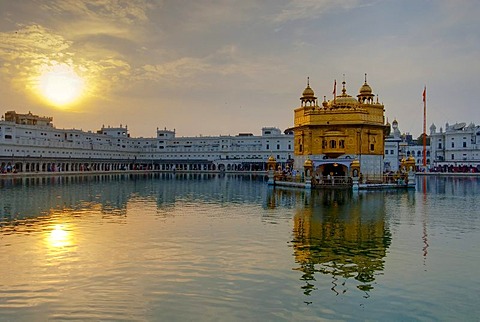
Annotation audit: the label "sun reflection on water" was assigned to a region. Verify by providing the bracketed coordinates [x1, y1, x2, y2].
[48, 224, 72, 248]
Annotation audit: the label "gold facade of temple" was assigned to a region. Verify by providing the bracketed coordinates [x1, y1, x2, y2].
[289, 75, 389, 177]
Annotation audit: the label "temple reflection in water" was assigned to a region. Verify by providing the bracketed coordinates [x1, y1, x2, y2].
[268, 187, 391, 296]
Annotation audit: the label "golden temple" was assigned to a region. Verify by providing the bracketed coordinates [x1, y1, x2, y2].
[289, 75, 390, 179]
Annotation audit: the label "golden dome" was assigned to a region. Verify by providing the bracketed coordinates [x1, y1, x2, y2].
[328, 81, 359, 108]
[302, 84, 315, 97]
[301, 77, 316, 98]
[358, 74, 373, 94]
[268, 155, 276, 162]
[351, 158, 360, 166]
[359, 82, 372, 94]
[304, 158, 313, 167]
[331, 94, 359, 107]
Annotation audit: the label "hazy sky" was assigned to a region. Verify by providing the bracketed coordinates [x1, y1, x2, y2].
[0, 0, 479, 138]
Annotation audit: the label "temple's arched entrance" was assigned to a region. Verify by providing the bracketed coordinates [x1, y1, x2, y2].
[322, 163, 346, 176]
[314, 162, 349, 177]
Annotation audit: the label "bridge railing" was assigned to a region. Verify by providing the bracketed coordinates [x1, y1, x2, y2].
[312, 176, 352, 187]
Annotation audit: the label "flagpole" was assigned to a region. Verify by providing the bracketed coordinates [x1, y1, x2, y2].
[333, 79, 337, 103]
[423, 86, 427, 169]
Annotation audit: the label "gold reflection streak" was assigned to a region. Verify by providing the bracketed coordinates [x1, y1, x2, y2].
[47, 224, 72, 248]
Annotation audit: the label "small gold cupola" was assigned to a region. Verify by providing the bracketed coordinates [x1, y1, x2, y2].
[357, 73, 375, 104]
[300, 77, 317, 108]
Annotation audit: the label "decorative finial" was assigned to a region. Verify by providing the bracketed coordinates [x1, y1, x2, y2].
[364, 73, 367, 83]
[307, 76, 310, 86]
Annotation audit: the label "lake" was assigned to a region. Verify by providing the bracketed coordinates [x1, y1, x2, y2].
[0, 174, 479, 321]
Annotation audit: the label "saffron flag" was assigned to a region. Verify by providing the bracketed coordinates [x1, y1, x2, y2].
[423, 86, 426, 103]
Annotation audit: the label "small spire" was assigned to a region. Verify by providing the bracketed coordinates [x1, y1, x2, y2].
[341, 74, 347, 94]
[307, 76, 310, 86]
[364, 73, 368, 83]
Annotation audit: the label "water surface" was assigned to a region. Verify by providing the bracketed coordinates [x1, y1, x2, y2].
[0, 174, 479, 321]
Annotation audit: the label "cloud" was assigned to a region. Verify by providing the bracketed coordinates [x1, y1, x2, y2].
[132, 43, 287, 94]
[0, 25, 71, 60]
[0, 24, 132, 102]
[36, 0, 153, 25]
[1, 0, 479, 137]
[27, 0, 155, 46]
[0, 25, 72, 88]
[272, 0, 377, 23]
[138, 58, 209, 82]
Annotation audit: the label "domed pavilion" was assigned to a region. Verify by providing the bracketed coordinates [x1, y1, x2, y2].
[288, 74, 390, 179]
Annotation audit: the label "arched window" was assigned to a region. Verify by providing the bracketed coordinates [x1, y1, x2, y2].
[330, 140, 336, 148]
[339, 140, 345, 148]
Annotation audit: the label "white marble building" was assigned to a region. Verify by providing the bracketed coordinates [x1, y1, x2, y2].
[0, 111, 293, 173]
[429, 122, 480, 171]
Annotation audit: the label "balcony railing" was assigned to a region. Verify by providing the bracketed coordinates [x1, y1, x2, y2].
[322, 147, 345, 158]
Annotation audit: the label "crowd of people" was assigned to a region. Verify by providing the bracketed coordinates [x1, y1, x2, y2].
[427, 165, 479, 173]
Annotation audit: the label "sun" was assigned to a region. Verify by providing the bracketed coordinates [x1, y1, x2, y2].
[37, 63, 85, 107]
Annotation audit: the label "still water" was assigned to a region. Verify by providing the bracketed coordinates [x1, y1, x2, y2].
[0, 174, 479, 321]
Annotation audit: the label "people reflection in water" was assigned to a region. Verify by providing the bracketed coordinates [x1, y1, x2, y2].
[269, 188, 392, 297]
